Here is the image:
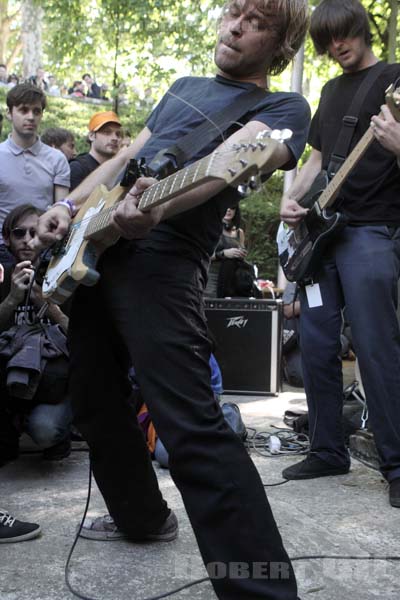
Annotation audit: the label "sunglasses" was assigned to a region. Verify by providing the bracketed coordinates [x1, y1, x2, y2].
[11, 227, 37, 239]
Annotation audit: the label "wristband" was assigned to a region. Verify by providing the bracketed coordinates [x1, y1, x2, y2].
[52, 199, 78, 218]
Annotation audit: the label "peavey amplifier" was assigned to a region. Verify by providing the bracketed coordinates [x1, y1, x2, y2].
[205, 298, 282, 395]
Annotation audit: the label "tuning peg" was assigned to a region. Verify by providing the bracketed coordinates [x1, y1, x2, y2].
[270, 128, 293, 141]
[248, 174, 262, 191]
[237, 175, 262, 197]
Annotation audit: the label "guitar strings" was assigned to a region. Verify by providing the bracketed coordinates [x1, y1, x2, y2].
[67, 145, 255, 232]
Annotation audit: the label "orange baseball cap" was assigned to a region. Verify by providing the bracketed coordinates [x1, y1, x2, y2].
[88, 111, 121, 132]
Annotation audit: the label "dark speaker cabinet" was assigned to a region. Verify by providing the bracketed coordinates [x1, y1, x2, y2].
[205, 298, 282, 395]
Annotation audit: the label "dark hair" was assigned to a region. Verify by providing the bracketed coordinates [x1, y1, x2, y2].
[6, 83, 47, 111]
[2, 204, 44, 240]
[82, 73, 91, 80]
[310, 0, 372, 55]
[223, 205, 241, 230]
[0, 63, 6, 70]
[41, 127, 75, 148]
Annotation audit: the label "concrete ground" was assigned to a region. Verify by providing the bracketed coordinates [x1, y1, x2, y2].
[1, 378, 400, 600]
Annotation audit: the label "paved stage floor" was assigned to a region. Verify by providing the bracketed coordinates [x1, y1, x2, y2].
[1, 380, 399, 600]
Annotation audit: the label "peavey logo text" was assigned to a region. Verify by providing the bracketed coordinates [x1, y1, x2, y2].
[227, 316, 248, 329]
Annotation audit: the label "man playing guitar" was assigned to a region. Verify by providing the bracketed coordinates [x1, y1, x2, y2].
[280, 0, 400, 509]
[35, 2, 310, 598]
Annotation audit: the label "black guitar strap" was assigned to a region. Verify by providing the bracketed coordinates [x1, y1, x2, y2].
[327, 61, 387, 179]
[146, 85, 269, 179]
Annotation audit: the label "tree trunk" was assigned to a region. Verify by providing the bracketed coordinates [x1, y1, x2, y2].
[22, 0, 44, 78]
[0, 0, 22, 68]
[388, 0, 398, 63]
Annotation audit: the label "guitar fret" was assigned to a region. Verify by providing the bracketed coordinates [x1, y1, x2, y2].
[318, 127, 374, 210]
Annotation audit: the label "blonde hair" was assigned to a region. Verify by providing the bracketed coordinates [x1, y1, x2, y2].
[221, 0, 310, 76]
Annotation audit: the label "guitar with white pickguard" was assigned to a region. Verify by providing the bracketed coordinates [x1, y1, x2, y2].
[42, 128, 292, 304]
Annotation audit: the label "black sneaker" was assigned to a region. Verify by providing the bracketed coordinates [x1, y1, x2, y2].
[389, 478, 400, 508]
[282, 454, 350, 480]
[42, 436, 71, 461]
[0, 509, 41, 543]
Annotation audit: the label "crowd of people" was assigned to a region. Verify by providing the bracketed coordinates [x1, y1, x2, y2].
[0, 63, 155, 111]
[1, 2, 400, 599]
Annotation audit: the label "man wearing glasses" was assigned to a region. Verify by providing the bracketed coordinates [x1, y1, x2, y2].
[0, 204, 71, 466]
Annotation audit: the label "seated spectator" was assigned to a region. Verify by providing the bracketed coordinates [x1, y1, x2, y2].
[47, 75, 61, 97]
[69, 111, 122, 190]
[82, 73, 101, 99]
[68, 80, 85, 97]
[41, 127, 77, 161]
[28, 67, 48, 92]
[0, 63, 8, 87]
[7, 74, 19, 88]
[0, 205, 71, 466]
[120, 129, 131, 149]
[99, 83, 109, 101]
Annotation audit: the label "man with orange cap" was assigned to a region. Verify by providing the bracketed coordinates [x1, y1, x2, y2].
[69, 111, 122, 190]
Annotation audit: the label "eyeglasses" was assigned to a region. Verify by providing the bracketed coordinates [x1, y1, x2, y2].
[11, 227, 37, 239]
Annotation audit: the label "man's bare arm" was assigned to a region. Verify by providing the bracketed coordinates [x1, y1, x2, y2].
[111, 120, 292, 238]
[280, 148, 322, 226]
[54, 185, 69, 203]
[152, 120, 292, 221]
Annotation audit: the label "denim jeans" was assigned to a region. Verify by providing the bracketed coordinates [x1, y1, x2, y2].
[299, 225, 400, 482]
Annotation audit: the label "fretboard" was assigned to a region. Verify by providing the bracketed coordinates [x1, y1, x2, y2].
[318, 125, 375, 210]
[84, 152, 218, 238]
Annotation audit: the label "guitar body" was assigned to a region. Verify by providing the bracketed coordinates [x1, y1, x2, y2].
[42, 185, 124, 304]
[277, 175, 348, 282]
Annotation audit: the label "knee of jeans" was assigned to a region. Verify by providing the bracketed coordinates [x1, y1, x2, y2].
[154, 438, 169, 468]
[28, 421, 65, 448]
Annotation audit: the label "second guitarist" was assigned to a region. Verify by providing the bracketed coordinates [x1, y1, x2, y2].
[280, 0, 400, 508]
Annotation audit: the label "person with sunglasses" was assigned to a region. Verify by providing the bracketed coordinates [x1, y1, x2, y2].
[0, 204, 71, 467]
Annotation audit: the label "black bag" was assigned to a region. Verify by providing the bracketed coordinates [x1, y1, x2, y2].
[221, 402, 247, 441]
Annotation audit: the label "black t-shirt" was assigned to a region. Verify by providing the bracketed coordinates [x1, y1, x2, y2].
[69, 153, 100, 191]
[309, 62, 400, 225]
[0, 266, 48, 330]
[133, 75, 310, 260]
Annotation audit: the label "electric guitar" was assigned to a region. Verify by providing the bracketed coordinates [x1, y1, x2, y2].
[42, 128, 292, 304]
[277, 83, 400, 283]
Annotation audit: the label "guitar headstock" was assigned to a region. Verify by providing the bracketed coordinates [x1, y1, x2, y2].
[209, 128, 293, 187]
[386, 83, 400, 122]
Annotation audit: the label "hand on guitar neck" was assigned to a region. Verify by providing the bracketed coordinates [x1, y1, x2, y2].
[112, 176, 165, 239]
[371, 104, 400, 158]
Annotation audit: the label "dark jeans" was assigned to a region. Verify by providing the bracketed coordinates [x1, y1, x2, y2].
[68, 241, 298, 600]
[299, 225, 400, 482]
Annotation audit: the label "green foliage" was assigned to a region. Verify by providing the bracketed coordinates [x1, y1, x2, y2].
[240, 174, 283, 282]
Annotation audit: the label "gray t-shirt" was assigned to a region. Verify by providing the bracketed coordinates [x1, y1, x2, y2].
[0, 136, 70, 242]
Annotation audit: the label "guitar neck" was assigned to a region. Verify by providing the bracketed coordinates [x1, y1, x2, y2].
[318, 125, 375, 210]
[85, 154, 217, 238]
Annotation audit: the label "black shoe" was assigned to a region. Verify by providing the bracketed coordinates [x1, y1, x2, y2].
[389, 478, 400, 508]
[79, 510, 178, 542]
[282, 454, 350, 480]
[0, 509, 41, 543]
[42, 436, 71, 461]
